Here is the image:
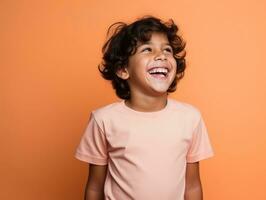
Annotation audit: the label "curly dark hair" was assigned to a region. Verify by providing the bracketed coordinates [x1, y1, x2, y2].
[98, 16, 186, 99]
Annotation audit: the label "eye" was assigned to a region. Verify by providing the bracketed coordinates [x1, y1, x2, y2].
[141, 47, 152, 52]
[164, 47, 173, 53]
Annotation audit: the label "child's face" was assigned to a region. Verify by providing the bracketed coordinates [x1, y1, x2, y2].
[117, 32, 177, 97]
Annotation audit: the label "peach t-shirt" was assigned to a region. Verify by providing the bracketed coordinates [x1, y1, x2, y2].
[75, 98, 214, 200]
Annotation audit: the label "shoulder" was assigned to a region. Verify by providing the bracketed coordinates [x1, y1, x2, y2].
[168, 98, 201, 115]
[90, 101, 124, 121]
[168, 98, 202, 122]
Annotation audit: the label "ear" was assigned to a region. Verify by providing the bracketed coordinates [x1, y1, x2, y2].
[116, 67, 129, 80]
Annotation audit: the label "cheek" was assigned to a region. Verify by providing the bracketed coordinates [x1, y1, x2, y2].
[170, 59, 177, 73]
[128, 55, 147, 68]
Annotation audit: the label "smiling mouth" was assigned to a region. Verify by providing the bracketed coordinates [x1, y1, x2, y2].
[148, 67, 169, 78]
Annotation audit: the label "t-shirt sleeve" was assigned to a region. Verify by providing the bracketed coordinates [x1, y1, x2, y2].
[186, 115, 214, 163]
[75, 113, 108, 165]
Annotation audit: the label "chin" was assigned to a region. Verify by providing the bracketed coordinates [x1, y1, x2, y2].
[150, 87, 171, 95]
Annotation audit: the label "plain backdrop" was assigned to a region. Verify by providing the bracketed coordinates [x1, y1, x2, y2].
[1, 0, 266, 199]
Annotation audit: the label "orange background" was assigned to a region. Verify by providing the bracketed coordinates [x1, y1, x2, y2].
[1, 0, 266, 199]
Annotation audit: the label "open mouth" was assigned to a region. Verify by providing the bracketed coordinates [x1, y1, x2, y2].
[148, 67, 169, 78]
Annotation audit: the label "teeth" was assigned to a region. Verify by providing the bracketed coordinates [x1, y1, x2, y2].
[148, 67, 168, 74]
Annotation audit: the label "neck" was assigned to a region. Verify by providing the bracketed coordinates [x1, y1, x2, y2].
[125, 94, 168, 112]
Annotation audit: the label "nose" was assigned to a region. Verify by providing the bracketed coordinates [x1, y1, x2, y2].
[154, 50, 167, 61]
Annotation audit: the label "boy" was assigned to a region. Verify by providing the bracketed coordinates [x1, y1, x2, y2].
[75, 16, 214, 200]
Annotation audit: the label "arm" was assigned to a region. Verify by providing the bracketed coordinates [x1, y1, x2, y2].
[184, 162, 203, 200]
[84, 164, 108, 200]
